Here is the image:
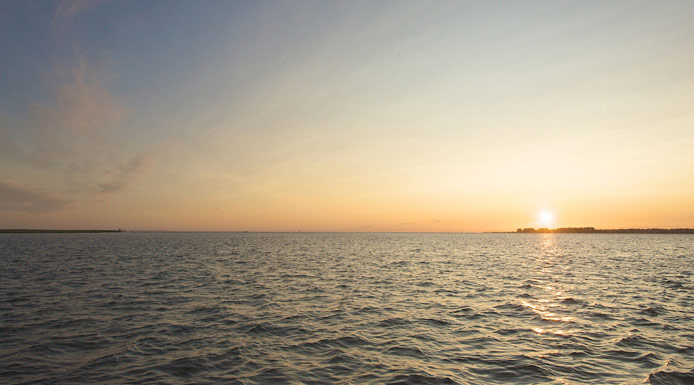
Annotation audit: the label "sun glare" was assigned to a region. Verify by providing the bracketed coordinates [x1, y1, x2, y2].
[538, 209, 555, 227]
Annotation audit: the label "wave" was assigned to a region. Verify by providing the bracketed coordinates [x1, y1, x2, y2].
[3, 232, 693, 384]
[648, 369, 694, 385]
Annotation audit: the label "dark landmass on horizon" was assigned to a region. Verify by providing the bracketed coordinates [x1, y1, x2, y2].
[2, 228, 693, 234]
[0, 229, 125, 233]
[515, 227, 694, 234]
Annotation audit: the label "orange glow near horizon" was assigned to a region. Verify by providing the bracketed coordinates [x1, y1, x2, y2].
[1, 2, 694, 232]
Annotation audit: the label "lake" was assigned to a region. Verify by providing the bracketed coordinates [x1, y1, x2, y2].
[1, 232, 692, 384]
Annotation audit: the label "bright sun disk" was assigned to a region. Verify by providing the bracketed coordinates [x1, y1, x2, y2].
[538, 210, 555, 227]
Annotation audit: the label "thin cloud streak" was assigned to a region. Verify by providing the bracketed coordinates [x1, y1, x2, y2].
[97, 155, 152, 194]
[28, 58, 130, 166]
[0, 180, 72, 213]
[53, 0, 105, 35]
[2, 57, 151, 201]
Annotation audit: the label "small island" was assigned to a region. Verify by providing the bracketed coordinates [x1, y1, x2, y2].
[516, 227, 694, 234]
[0, 229, 126, 233]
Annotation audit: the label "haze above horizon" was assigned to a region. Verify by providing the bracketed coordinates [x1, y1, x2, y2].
[1, 0, 693, 232]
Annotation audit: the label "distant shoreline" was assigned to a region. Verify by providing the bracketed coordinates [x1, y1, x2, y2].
[514, 227, 694, 234]
[0, 229, 125, 233]
[1, 228, 693, 234]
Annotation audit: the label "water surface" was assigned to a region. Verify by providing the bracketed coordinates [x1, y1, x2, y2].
[1, 233, 693, 384]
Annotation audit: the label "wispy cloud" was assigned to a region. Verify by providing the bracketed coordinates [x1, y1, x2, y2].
[96, 155, 152, 194]
[0, 1, 148, 218]
[25, 58, 130, 166]
[0, 180, 72, 213]
[53, 0, 105, 35]
[1, 55, 151, 206]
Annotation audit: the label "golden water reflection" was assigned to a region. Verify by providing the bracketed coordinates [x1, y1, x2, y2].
[524, 234, 578, 336]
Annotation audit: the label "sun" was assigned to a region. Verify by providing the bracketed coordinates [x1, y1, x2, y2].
[537, 209, 555, 227]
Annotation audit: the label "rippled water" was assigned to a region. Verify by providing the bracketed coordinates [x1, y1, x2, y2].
[1, 233, 693, 384]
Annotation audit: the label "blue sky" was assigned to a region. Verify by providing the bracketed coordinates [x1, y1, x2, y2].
[1, 0, 693, 231]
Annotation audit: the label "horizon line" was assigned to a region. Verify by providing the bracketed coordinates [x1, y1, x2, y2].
[3, 227, 694, 234]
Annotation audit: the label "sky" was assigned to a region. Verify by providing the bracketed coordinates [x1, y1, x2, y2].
[1, 0, 693, 232]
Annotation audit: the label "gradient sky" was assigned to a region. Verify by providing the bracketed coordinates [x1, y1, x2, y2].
[1, 0, 693, 231]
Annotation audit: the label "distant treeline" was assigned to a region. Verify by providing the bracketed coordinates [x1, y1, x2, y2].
[0, 229, 125, 233]
[516, 227, 694, 234]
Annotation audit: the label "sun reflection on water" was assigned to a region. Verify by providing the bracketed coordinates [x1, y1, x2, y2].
[522, 234, 578, 336]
